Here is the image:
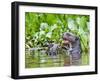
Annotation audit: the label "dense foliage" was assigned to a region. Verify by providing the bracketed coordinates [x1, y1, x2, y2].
[25, 12, 89, 53]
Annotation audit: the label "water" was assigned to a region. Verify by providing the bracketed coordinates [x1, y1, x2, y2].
[25, 47, 71, 68]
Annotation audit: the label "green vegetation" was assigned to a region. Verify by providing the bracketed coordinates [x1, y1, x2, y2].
[25, 12, 90, 68]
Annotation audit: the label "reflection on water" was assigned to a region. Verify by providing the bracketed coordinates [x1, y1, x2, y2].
[25, 47, 71, 68]
[25, 47, 89, 68]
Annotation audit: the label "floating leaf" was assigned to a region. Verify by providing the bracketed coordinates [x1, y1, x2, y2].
[40, 23, 48, 30]
[68, 18, 77, 30]
[50, 24, 57, 31]
[46, 32, 52, 38]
